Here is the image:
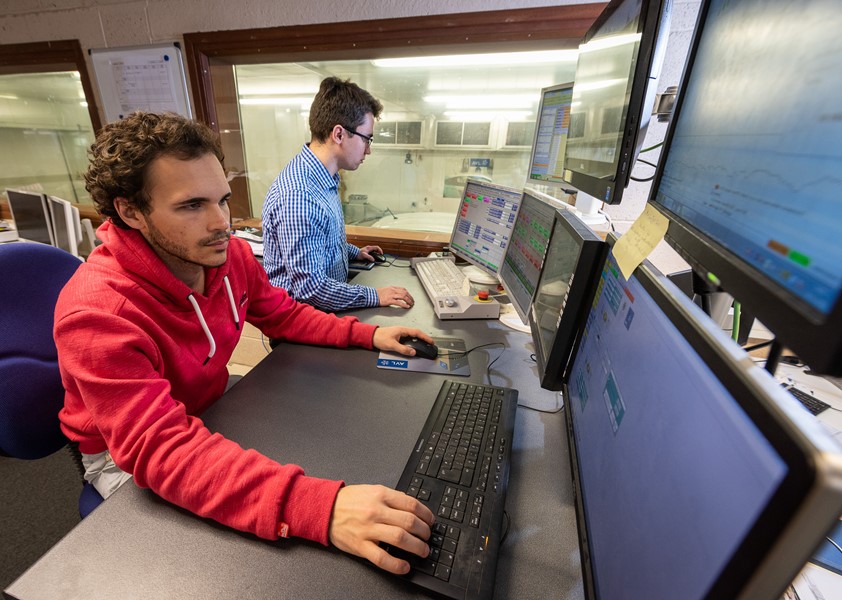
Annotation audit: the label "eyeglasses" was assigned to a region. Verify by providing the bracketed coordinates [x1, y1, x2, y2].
[343, 126, 374, 148]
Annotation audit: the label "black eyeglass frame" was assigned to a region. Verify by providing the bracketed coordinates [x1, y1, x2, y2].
[342, 126, 374, 147]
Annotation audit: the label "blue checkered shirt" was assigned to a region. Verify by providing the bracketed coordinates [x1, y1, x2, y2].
[262, 145, 379, 311]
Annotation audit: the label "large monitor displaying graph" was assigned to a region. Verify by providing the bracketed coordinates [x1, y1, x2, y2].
[649, 0, 842, 374]
[528, 82, 574, 187]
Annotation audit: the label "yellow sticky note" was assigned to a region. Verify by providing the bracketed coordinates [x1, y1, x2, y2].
[613, 203, 669, 280]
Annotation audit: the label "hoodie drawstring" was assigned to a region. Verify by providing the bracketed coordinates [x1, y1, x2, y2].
[223, 275, 241, 331]
[187, 275, 240, 366]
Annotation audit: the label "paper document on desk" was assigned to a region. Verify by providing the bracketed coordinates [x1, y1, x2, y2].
[377, 337, 470, 377]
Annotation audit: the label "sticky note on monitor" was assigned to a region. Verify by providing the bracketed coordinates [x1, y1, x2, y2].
[613, 203, 669, 280]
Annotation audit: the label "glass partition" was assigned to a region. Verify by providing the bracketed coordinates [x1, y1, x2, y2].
[0, 71, 96, 204]
[232, 52, 578, 233]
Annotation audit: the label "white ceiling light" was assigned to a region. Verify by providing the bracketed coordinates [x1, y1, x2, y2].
[373, 49, 578, 68]
[444, 111, 532, 121]
[424, 94, 535, 110]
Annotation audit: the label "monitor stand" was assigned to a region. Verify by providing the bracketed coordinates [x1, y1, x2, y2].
[498, 310, 531, 333]
[463, 265, 499, 287]
[573, 191, 608, 227]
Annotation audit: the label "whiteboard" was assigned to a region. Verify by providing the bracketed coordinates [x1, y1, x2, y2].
[90, 42, 192, 123]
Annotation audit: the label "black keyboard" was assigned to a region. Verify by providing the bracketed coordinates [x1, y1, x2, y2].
[786, 385, 831, 416]
[388, 379, 518, 600]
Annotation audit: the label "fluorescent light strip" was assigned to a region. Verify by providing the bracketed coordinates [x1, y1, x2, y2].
[373, 49, 578, 68]
[443, 111, 532, 121]
[424, 94, 535, 110]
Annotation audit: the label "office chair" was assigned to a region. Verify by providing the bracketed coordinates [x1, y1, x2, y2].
[0, 242, 103, 517]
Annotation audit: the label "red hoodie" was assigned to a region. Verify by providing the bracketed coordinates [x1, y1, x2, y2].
[55, 221, 378, 544]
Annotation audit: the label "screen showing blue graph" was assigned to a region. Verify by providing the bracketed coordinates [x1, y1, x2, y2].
[653, 0, 842, 315]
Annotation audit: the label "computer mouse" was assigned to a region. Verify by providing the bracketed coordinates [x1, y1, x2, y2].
[399, 336, 439, 360]
[370, 250, 386, 263]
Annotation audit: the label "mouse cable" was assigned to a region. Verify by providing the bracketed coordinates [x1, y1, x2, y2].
[385, 256, 413, 269]
[518, 399, 565, 414]
[381, 254, 400, 267]
[438, 342, 506, 359]
[440, 342, 506, 386]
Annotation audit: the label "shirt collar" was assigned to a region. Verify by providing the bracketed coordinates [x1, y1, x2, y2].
[301, 143, 341, 190]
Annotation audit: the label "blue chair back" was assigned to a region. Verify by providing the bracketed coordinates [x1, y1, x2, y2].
[0, 243, 81, 459]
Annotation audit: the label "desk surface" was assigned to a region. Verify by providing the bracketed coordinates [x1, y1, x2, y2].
[5, 261, 583, 600]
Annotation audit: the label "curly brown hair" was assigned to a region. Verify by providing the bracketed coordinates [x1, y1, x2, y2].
[84, 111, 224, 229]
[309, 77, 383, 143]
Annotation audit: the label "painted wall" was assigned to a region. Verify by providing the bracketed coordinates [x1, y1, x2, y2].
[0, 0, 701, 252]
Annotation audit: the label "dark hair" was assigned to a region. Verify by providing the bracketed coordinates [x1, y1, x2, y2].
[84, 111, 224, 229]
[308, 77, 383, 143]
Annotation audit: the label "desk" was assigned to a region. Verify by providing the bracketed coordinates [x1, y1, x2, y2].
[5, 262, 583, 600]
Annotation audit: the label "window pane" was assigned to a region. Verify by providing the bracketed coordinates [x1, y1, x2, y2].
[232, 52, 577, 232]
[0, 72, 96, 204]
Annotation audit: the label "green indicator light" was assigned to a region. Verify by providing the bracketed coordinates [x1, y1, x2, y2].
[789, 251, 810, 267]
[707, 273, 720, 286]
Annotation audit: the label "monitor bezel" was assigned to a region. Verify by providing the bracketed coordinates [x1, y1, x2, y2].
[5, 189, 55, 246]
[562, 0, 673, 205]
[565, 236, 839, 599]
[528, 208, 607, 391]
[527, 81, 575, 189]
[646, 0, 842, 376]
[447, 178, 523, 279]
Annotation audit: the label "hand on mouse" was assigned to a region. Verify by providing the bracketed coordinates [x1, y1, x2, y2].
[358, 245, 384, 263]
[373, 326, 433, 356]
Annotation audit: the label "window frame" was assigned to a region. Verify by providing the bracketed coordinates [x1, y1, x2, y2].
[182, 5, 606, 254]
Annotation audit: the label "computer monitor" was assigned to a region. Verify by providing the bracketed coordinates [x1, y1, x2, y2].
[528, 82, 575, 187]
[498, 189, 569, 325]
[6, 189, 54, 246]
[562, 0, 673, 205]
[648, 0, 842, 375]
[448, 179, 523, 285]
[46, 196, 80, 257]
[529, 209, 607, 391]
[564, 241, 842, 599]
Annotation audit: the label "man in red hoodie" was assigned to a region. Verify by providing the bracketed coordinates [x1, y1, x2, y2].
[54, 111, 435, 575]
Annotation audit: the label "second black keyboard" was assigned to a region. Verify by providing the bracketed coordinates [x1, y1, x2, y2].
[388, 379, 519, 600]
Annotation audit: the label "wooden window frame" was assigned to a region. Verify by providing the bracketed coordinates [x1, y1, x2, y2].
[182, 4, 606, 256]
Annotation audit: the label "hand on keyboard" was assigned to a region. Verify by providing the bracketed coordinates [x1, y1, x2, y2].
[377, 285, 415, 309]
[329, 484, 436, 574]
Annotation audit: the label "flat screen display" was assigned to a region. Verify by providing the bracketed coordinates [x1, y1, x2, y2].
[448, 179, 523, 278]
[649, 0, 842, 374]
[529, 209, 606, 390]
[562, 0, 672, 204]
[565, 245, 841, 598]
[6, 189, 53, 245]
[528, 82, 574, 186]
[498, 190, 563, 323]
